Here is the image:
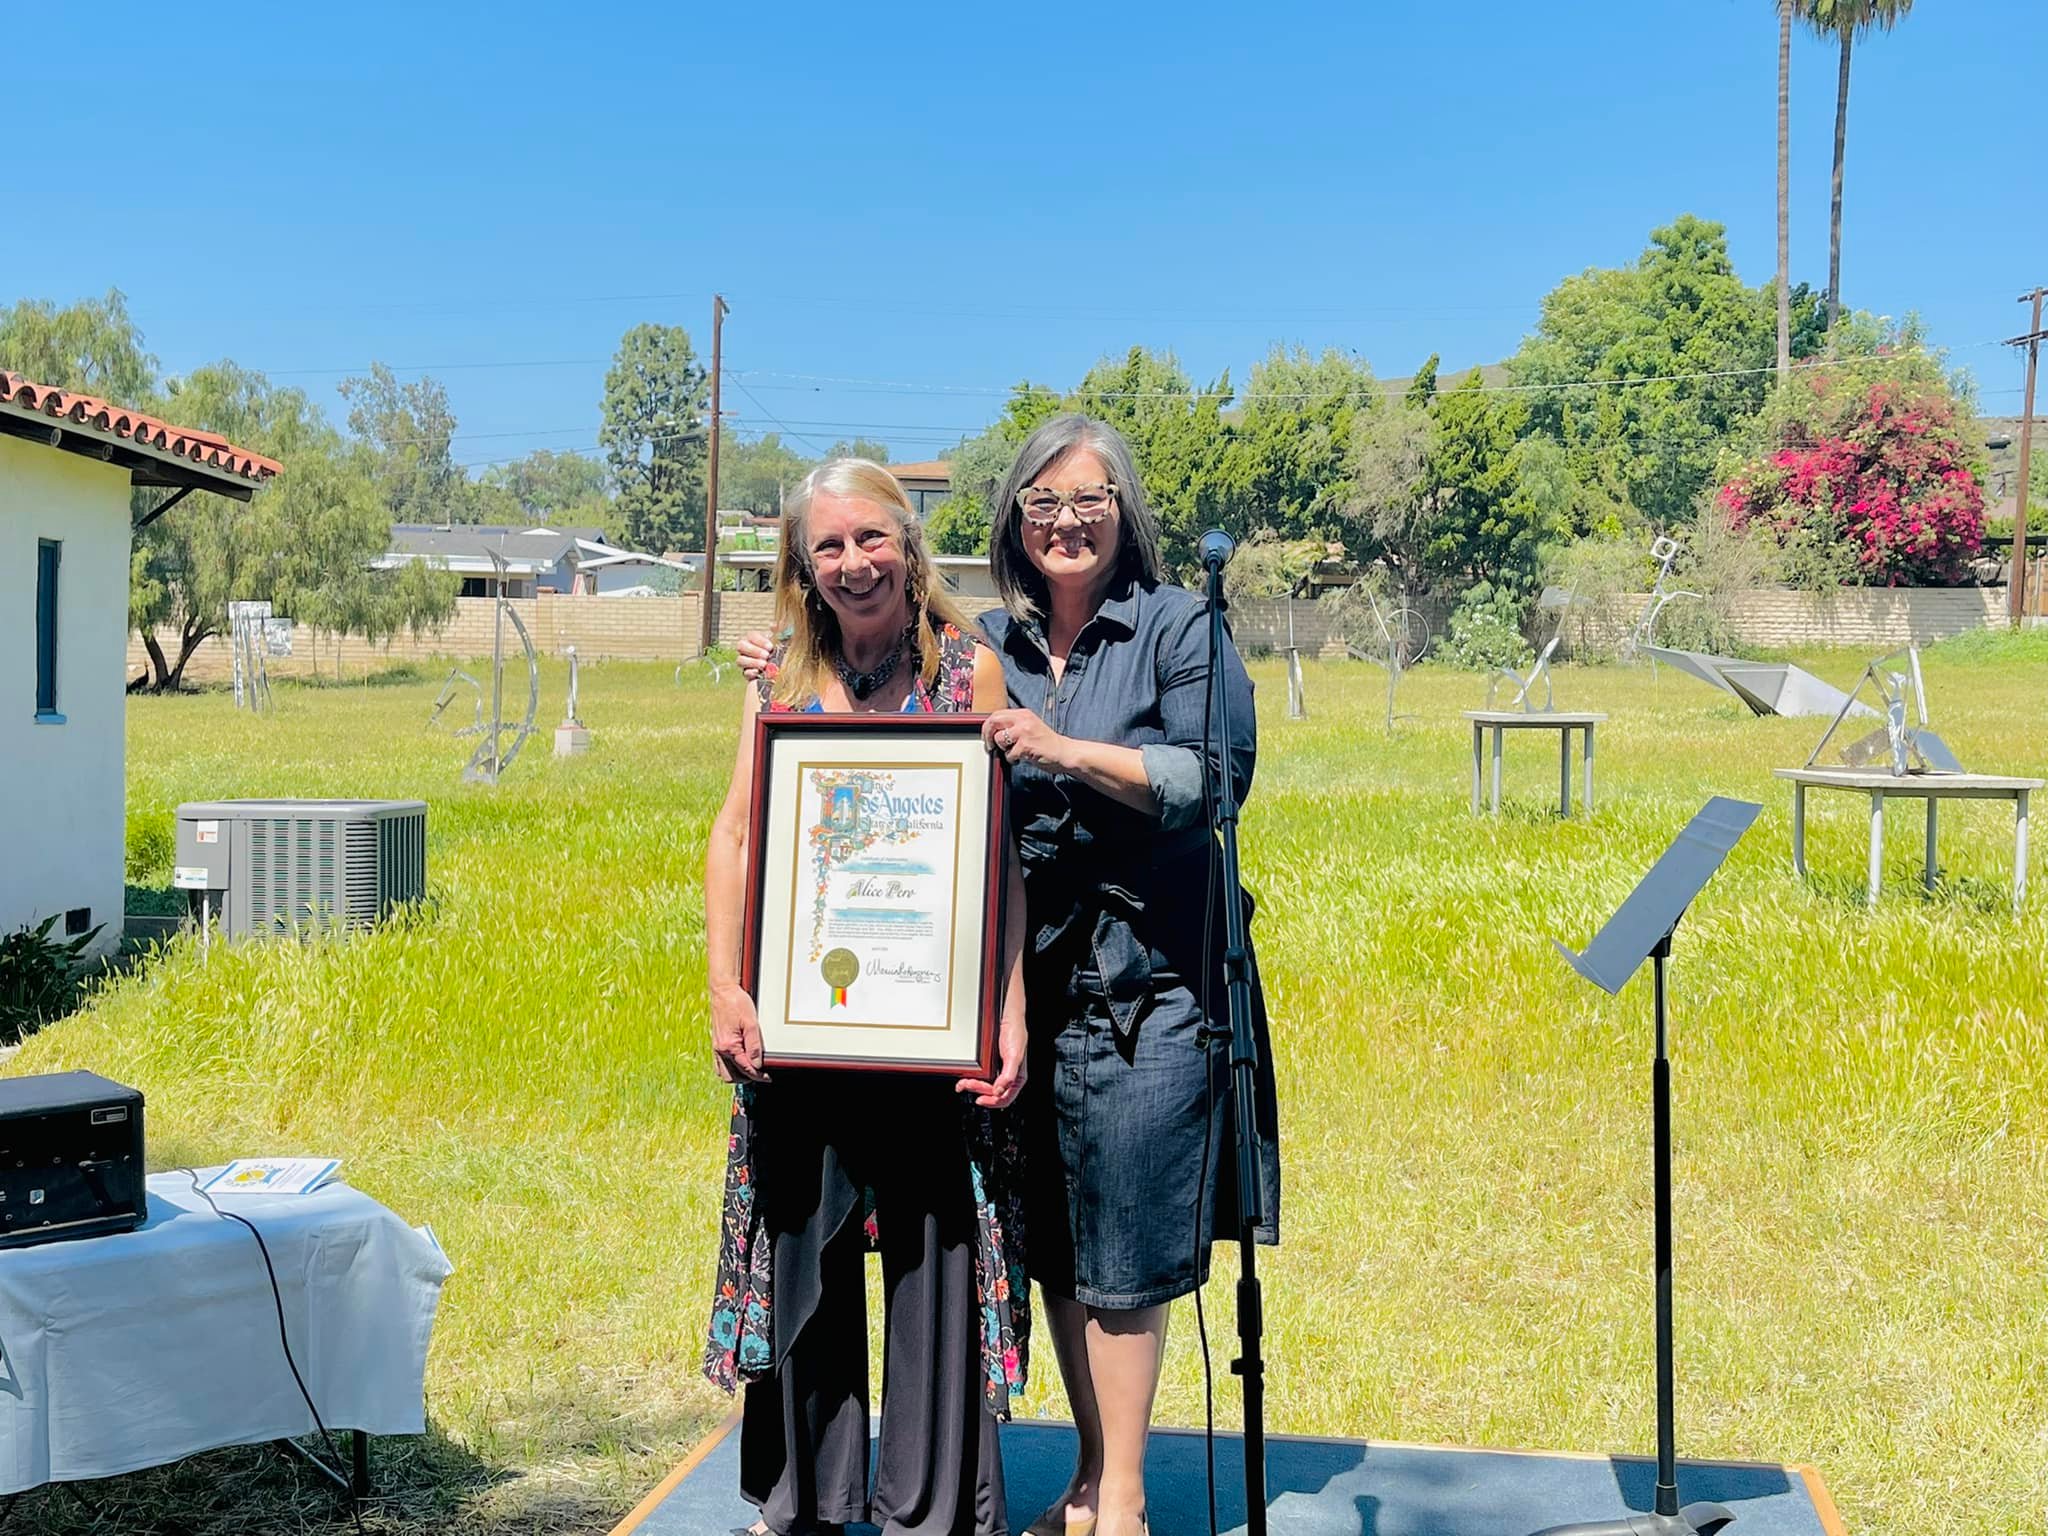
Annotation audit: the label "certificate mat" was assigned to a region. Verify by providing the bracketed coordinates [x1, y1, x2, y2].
[744, 716, 1002, 1073]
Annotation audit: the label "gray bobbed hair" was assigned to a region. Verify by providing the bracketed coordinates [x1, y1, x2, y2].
[989, 414, 1164, 621]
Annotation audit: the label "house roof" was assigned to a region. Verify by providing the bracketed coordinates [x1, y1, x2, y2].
[0, 371, 282, 493]
[381, 523, 611, 574]
[889, 460, 951, 483]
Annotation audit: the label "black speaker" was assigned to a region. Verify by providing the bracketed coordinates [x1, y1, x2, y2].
[0, 1071, 147, 1248]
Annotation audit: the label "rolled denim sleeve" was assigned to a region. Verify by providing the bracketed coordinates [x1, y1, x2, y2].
[1140, 742, 1207, 830]
[1148, 599, 1257, 828]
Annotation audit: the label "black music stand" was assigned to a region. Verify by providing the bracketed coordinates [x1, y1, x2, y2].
[1531, 796, 1761, 1536]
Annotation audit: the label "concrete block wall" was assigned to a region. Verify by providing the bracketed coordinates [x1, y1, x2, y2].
[126, 584, 2021, 685]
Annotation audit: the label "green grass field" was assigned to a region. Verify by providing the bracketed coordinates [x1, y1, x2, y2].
[11, 636, 2047, 1534]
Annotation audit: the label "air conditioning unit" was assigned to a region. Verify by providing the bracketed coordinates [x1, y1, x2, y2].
[172, 799, 427, 940]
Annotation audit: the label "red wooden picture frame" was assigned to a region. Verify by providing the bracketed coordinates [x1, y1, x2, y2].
[740, 713, 1006, 1078]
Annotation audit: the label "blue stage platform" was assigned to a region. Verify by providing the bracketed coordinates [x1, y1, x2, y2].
[611, 1417, 1844, 1536]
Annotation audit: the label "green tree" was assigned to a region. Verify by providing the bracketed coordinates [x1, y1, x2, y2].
[823, 438, 890, 464]
[481, 448, 612, 525]
[0, 290, 159, 404]
[1230, 346, 1380, 542]
[1343, 370, 1568, 593]
[928, 382, 1064, 556]
[1070, 347, 1233, 571]
[1805, 0, 1915, 328]
[338, 363, 467, 523]
[601, 323, 707, 555]
[715, 431, 809, 517]
[1341, 391, 1435, 578]
[1415, 373, 1564, 590]
[1508, 215, 1820, 530]
[133, 364, 454, 689]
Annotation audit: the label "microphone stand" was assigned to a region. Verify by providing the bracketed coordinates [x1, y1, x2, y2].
[1203, 548, 1267, 1536]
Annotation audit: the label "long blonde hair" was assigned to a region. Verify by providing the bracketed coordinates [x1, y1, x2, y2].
[771, 458, 976, 707]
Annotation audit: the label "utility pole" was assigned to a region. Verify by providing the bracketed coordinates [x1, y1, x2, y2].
[698, 293, 730, 658]
[2010, 287, 2045, 627]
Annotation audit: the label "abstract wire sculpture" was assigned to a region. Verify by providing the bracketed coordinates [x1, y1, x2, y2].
[1618, 534, 1703, 665]
[461, 551, 540, 785]
[227, 600, 275, 713]
[1336, 582, 1431, 732]
[428, 669, 485, 733]
[1487, 586, 1578, 713]
[1803, 644, 1963, 777]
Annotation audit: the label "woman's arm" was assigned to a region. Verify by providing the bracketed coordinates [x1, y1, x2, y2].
[1147, 601, 1256, 830]
[704, 683, 770, 1082]
[979, 713, 1156, 815]
[958, 646, 1028, 1108]
[979, 606, 1251, 824]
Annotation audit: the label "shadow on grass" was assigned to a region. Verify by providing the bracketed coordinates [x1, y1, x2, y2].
[1793, 869, 2023, 916]
[279, 663, 437, 691]
[0, 1424, 572, 1536]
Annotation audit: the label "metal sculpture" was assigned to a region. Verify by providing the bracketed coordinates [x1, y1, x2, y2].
[1804, 644, 1962, 776]
[228, 600, 275, 713]
[1487, 586, 1576, 713]
[1619, 535, 1704, 664]
[1644, 646, 1876, 721]
[555, 645, 591, 757]
[1336, 583, 1431, 732]
[462, 552, 540, 785]
[428, 669, 484, 733]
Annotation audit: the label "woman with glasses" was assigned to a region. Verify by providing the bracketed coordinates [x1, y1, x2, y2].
[737, 420, 1280, 1536]
[703, 458, 1030, 1536]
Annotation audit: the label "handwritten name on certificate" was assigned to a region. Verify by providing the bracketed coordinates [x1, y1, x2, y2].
[785, 763, 963, 1031]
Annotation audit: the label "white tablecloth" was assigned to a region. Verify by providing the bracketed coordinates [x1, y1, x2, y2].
[0, 1171, 453, 1493]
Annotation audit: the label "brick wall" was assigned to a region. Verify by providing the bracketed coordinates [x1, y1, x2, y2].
[126, 584, 2021, 685]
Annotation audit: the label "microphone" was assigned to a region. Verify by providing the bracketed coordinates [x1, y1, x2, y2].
[1199, 528, 1236, 571]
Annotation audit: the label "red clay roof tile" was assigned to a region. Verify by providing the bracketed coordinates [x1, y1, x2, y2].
[0, 370, 282, 483]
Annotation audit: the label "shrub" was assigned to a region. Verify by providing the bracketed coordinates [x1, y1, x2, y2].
[1716, 377, 1985, 587]
[1436, 581, 1533, 672]
[0, 915, 102, 1043]
[125, 810, 175, 885]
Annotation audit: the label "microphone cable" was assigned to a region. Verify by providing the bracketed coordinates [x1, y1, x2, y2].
[1192, 583, 1224, 1536]
[179, 1170, 368, 1536]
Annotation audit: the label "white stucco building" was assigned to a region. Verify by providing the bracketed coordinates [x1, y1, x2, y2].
[1, 372, 278, 958]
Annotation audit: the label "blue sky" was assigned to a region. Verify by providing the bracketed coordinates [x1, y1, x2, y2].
[7, 0, 2042, 471]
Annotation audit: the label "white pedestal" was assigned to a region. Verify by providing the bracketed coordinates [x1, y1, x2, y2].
[554, 724, 590, 757]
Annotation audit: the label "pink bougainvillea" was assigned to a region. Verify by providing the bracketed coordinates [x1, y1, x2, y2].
[1715, 379, 1985, 586]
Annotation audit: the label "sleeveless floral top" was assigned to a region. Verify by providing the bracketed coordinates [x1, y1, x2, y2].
[703, 622, 1029, 1417]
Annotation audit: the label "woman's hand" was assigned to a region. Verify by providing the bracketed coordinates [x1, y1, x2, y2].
[711, 982, 770, 1084]
[982, 708, 1073, 775]
[957, 1007, 1028, 1109]
[735, 631, 776, 683]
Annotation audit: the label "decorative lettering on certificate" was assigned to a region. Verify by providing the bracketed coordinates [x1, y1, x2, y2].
[783, 761, 964, 1031]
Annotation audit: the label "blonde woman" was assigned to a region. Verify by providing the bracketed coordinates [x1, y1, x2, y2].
[701, 460, 1030, 1536]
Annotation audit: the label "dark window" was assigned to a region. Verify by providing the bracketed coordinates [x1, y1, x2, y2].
[64, 907, 91, 936]
[35, 539, 60, 716]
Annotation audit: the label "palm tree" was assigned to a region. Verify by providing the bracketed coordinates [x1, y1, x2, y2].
[1777, 0, 1793, 389]
[1808, 0, 1916, 329]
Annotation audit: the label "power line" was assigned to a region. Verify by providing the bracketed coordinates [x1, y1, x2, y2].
[725, 342, 2005, 404]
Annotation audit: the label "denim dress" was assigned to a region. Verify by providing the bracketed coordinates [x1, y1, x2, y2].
[980, 577, 1281, 1309]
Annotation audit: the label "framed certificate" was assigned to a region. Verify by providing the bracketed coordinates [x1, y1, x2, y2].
[742, 714, 1006, 1076]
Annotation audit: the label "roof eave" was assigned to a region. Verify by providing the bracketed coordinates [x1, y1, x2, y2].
[0, 399, 266, 503]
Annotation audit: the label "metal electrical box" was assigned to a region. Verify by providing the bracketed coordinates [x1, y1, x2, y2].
[174, 799, 428, 939]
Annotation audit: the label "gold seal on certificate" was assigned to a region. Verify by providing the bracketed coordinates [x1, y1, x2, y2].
[741, 715, 1006, 1076]
[820, 947, 860, 1007]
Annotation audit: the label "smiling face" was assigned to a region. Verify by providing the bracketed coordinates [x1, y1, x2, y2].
[1020, 447, 1123, 599]
[804, 490, 911, 634]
